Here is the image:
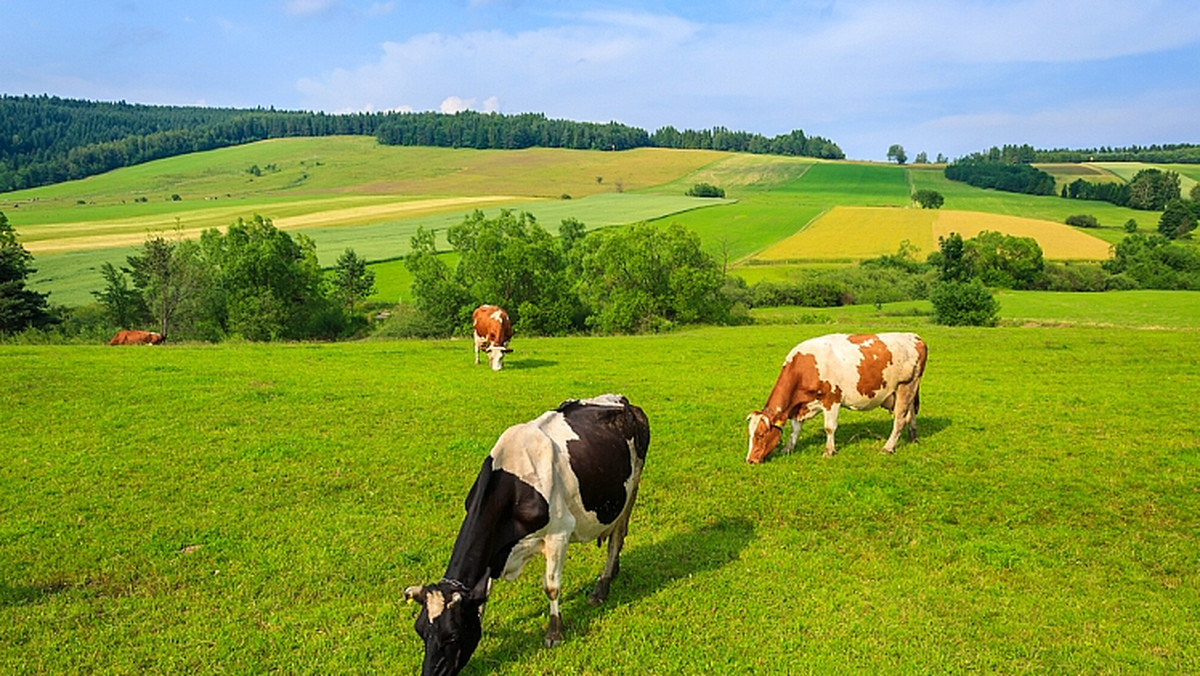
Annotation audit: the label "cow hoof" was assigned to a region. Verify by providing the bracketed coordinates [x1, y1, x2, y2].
[880, 447, 895, 454]
[544, 616, 564, 647]
[588, 580, 611, 606]
[822, 450, 836, 458]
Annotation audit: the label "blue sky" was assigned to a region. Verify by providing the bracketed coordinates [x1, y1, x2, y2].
[5, 0, 1200, 161]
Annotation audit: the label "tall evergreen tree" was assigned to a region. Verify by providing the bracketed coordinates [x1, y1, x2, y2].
[0, 211, 54, 334]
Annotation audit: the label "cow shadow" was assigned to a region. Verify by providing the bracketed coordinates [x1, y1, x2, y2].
[778, 415, 952, 457]
[466, 517, 755, 672]
[506, 358, 558, 371]
[1, 580, 71, 607]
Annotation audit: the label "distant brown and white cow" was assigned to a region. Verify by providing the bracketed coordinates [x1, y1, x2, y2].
[108, 329, 165, 345]
[746, 332, 927, 463]
[473, 304, 513, 371]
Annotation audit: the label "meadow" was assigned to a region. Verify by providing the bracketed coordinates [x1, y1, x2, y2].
[7, 139, 1178, 307]
[3, 299, 1198, 674]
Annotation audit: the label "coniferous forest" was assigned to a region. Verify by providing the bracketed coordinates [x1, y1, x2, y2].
[0, 95, 844, 192]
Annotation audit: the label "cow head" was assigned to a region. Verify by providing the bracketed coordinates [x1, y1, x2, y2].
[405, 576, 491, 676]
[485, 344, 513, 371]
[745, 411, 783, 464]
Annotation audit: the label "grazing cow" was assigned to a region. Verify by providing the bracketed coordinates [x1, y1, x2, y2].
[746, 332, 927, 463]
[405, 394, 650, 675]
[108, 329, 165, 345]
[472, 304, 513, 371]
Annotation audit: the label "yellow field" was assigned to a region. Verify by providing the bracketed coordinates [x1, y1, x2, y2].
[752, 206, 1112, 262]
[931, 211, 1111, 259]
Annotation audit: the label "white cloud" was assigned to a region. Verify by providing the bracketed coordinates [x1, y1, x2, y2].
[367, 2, 395, 17]
[286, 0, 340, 17]
[440, 96, 474, 113]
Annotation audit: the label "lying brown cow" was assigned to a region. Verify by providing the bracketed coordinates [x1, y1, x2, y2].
[746, 332, 927, 462]
[108, 329, 165, 345]
[472, 304, 513, 371]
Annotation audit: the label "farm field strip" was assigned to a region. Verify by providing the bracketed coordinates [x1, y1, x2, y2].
[751, 206, 1112, 262]
[19, 195, 525, 253]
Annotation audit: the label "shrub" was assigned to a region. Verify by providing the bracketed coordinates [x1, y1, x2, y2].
[930, 279, 999, 326]
[1065, 214, 1101, 228]
[686, 183, 726, 198]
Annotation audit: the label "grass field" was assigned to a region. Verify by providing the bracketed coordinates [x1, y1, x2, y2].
[3, 301, 1198, 674]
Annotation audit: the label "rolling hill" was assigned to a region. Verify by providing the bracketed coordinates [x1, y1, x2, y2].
[0, 137, 1173, 306]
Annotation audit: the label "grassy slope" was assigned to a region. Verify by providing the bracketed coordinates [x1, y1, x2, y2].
[3, 139, 1194, 305]
[3, 315, 1198, 674]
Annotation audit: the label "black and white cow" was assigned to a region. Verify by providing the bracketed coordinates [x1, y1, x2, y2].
[404, 394, 650, 676]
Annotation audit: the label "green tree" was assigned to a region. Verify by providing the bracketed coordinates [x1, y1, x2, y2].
[964, 231, 1045, 289]
[575, 222, 730, 333]
[928, 232, 971, 282]
[330, 248, 376, 310]
[404, 226, 473, 336]
[1127, 169, 1180, 210]
[0, 211, 54, 334]
[199, 214, 326, 340]
[1157, 199, 1197, 240]
[127, 232, 210, 339]
[912, 189, 944, 209]
[887, 144, 907, 165]
[91, 261, 149, 329]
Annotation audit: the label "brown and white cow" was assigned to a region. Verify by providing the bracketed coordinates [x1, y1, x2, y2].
[108, 329, 165, 345]
[746, 332, 927, 463]
[472, 304, 513, 371]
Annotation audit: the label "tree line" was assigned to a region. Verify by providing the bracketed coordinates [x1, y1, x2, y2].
[943, 159, 1057, 196]
[1062, 168, 1182, 211]
[370, 111, 845, 157]
[0, 95, 843, 193]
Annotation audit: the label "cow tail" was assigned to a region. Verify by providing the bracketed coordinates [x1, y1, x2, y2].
[913, 389, 921, 415]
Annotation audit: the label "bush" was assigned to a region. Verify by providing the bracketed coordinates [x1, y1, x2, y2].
[1065, 214, 1101, 228]
[685, 183, 726, 198]
[930, 279, 999, 326]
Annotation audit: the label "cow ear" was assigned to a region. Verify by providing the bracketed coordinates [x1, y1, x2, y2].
[404, 585, 427, 605]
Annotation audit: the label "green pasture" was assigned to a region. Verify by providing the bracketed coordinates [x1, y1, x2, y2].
[3, 305, 1198, 674]
[4, 139, 1195, 307]
[750, 290, 1200, 330]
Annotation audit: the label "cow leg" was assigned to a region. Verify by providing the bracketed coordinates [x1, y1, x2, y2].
[474, 336, 482, 365]
[882, 383, 918, 453]
[590, 486, 637, 606]
[542, 532, 571, 647]
[781, 419, 802, 454]
[907, 388, 921, 442]
[783, 408, 819, 454]
[822, 405, 840, 457]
